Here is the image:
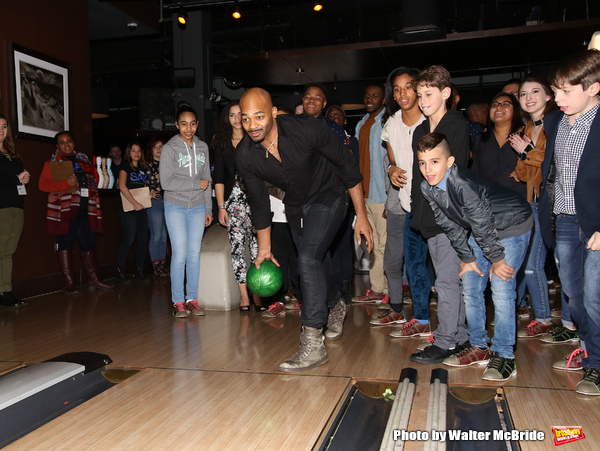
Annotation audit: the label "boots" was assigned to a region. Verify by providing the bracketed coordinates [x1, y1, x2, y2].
[279, 326, 328, 372]
[325, 299, 347, 340]
[81, 249, 113, 289]
[152, 260, 161, 278]
[56, 250, 79, 295]
[159, 260, 170, 278]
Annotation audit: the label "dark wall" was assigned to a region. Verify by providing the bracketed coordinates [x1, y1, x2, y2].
[0, 2, 122, 297]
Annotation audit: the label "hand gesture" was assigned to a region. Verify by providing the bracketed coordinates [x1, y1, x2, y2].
[509, 133, 531, 154]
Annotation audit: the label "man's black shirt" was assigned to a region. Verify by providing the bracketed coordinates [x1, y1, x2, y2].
[236, 114, 362, 235]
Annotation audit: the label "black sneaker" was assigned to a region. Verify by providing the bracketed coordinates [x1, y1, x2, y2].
[410, 344, 457, 364]
[576, 368, 600, 395]
[134, 267, 148, 280]
[116, 268, 130, 282]
[0, 291, 26, 307]
[482, 352, 516, 381]
[539, 325, 579, 344]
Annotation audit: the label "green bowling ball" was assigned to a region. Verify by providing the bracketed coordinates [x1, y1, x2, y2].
[247, 260, 283, 297]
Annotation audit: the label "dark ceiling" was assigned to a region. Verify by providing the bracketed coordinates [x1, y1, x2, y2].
[89, 0, 600, 132]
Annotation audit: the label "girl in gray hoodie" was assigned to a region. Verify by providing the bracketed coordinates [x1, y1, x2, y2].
[160, 102, 213, 318]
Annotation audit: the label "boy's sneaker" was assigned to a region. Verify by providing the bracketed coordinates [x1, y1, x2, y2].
[576, 368, 600, 396]
[284, 298, 301, 310]
[186, 300, 205, 316]
[517, 320, 552, 338]
[402, 284, 412, 303]
[262, 302, 286, 319]
[389, 318, 431, 338]
[444, 345, 490, 367]
[173, 302, 189, 318]
[540, 325, 579, 344]
[370, 310, 406, 326]
[517, 306, 529, 319]
[552, 348, 586, 371]
[352, 289, 385, 303]
[416, 332, 435, 351]
[377, 295, 391, 310]
[482, 353, 517, 381]
[410, 345, 457, 364]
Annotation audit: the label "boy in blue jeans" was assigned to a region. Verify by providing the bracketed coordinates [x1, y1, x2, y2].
[417, 133, 532, 381]
[539, 49, 600, 395]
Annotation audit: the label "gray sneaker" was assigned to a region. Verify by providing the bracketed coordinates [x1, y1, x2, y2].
[325, 300, 347, 340]
[279, 326, 328, 372]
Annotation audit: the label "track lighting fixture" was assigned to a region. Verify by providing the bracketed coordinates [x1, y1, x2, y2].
[233, 2, 241, 19]
[313, 1, 323, 12]
[177, 10, 187, 26]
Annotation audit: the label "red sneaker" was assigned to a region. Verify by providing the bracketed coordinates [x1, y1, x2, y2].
[517, 320, 552, 338]
[553, 347, 587, 371]
[262, 302, 286, 318]
[389, 318, 431, 338]
[370, 310, 406, 326]
[352, 289, 385, 304]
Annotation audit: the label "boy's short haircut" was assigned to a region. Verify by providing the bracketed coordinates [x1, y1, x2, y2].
[417, 132, 451, 158]
[548, 49, 600, 90]
[303, 82, 328, 100]
[414, 65, 452, 91]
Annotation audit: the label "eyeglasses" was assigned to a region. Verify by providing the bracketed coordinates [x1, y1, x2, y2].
[491, 101, 513, 109]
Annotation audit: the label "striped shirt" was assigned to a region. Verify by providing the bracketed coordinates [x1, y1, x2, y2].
[553, 102, 599, 215]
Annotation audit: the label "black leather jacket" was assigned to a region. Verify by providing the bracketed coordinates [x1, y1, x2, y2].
[421, 165, 532, 263]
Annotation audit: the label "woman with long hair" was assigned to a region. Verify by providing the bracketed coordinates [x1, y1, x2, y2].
[117, 142, 149, 281]
[160, 102, 213, 318]
[213, 101, 264, 312]
[472, 92, 526, 198]
[508, 77, 574, 341]
[145, 137, 168, 278]
[0, 114, 29, 307]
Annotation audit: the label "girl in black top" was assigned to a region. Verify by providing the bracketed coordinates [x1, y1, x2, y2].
[117, 142, 149, 281]
[0, 114, 30, 307]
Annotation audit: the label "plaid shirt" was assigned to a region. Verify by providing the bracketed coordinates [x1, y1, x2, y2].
[553, 102, 600, 215]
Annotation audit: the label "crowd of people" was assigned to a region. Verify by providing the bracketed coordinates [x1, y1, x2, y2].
[1, 48, 598, 397]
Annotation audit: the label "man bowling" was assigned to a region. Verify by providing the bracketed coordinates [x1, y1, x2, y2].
[236, 88, 373, 372]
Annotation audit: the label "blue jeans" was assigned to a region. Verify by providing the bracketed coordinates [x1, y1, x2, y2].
[164, 202, 206, 303]
[522, 203, 551, 322]
[147, 196, 168, 262]
[462, 231, 531, 359]
[404, 212, 431, 323]
[292, 192, 348, 328]
[555, 214, 600, 369]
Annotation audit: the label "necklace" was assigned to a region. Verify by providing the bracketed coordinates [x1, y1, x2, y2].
[533, 118, 543, 126]
[265, 135, 277, 158]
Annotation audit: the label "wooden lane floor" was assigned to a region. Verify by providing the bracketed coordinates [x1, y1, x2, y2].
[0, 278, 598, 449]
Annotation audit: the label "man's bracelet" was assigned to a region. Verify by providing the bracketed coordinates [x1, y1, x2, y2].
[259, 247, 271, 251]
[218, 204, 226, 210]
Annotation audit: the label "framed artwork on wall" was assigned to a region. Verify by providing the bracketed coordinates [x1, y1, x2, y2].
[11, 44, 70, 140]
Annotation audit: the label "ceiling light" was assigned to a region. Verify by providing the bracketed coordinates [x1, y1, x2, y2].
[177, 10, 187, 25]
[313, 2, 323, 12]
[233, 2, 241, 19]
